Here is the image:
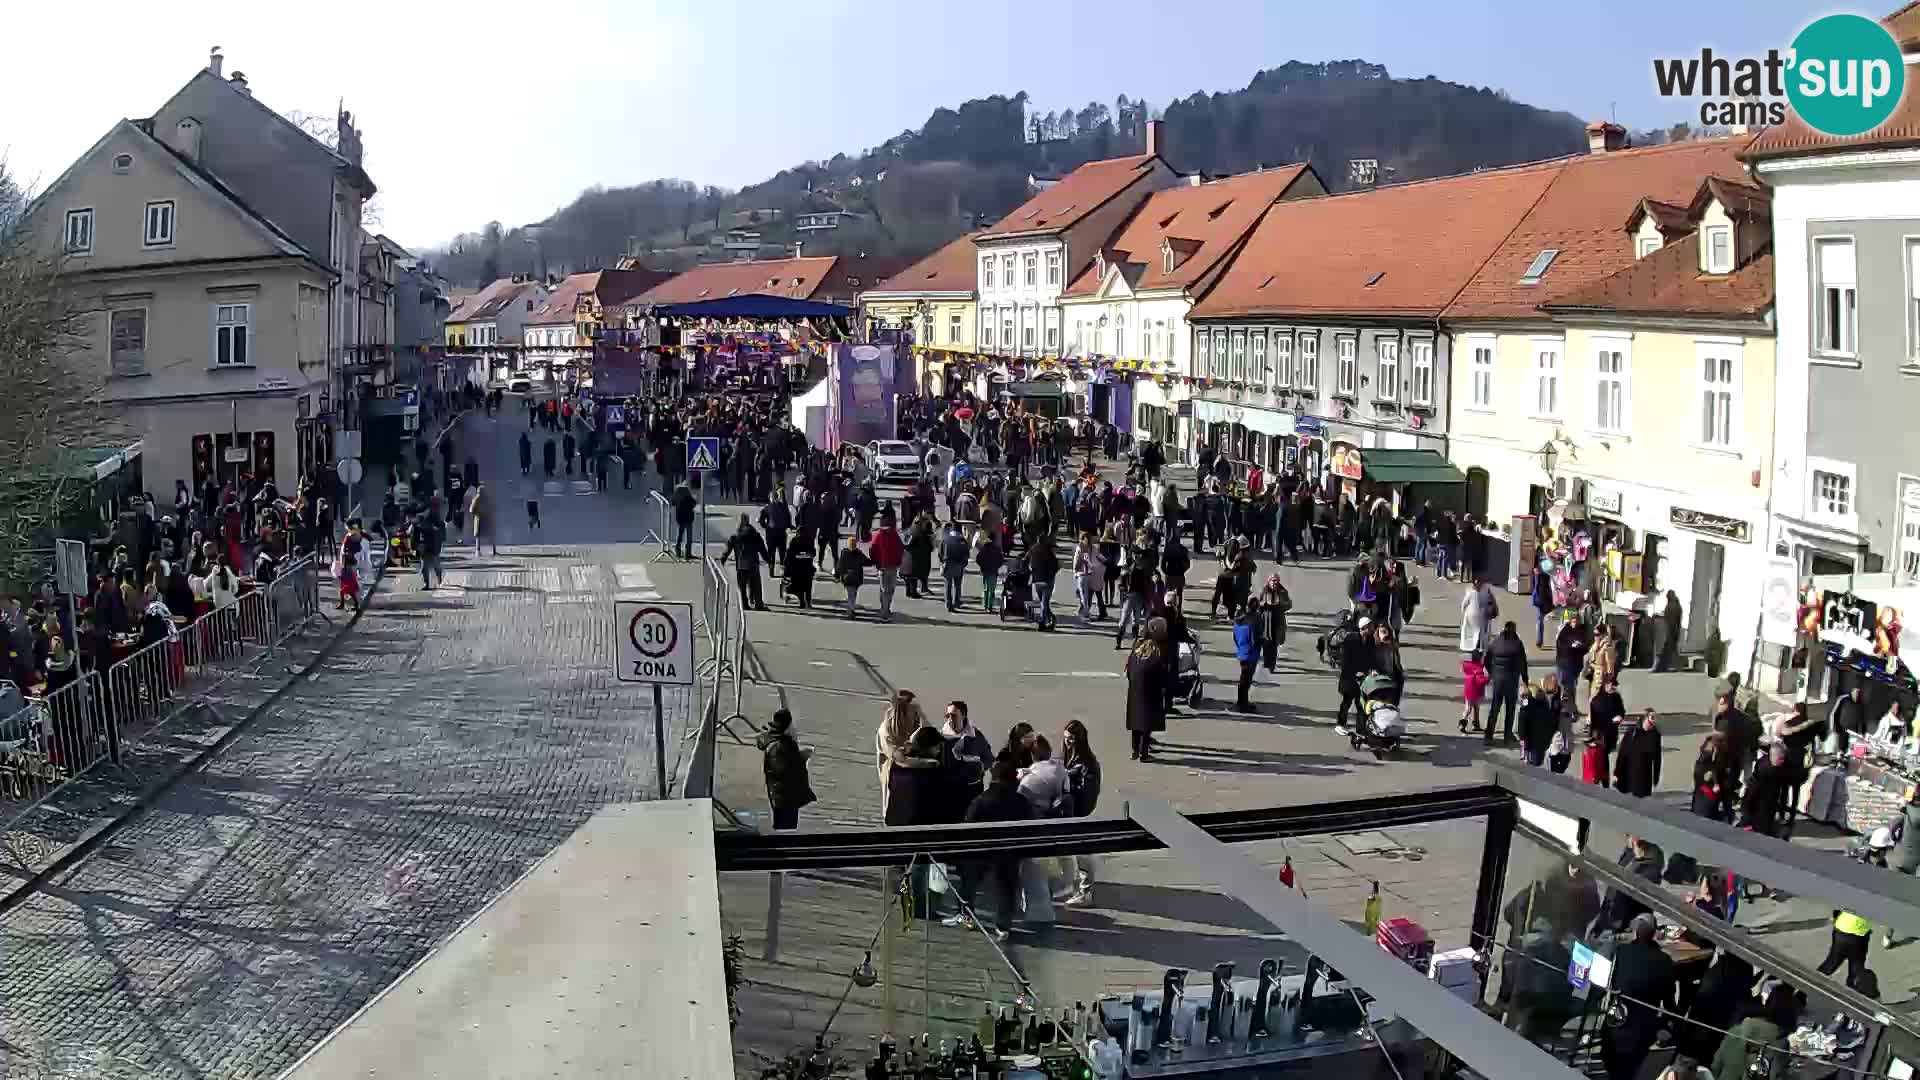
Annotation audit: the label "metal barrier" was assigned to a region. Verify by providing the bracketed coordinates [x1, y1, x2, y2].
[645, 491, 675, 562]
[0, 556, 323, 835]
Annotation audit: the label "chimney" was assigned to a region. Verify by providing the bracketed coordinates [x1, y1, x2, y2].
[208, 46, 223, 78]
[1585, 120, 1628, 154]
[230, 71, 250, 96]
[171, 117, 203, 164]
[1145, 118, 1164, 158]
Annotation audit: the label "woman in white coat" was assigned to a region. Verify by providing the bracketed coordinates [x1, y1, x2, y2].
[1458, 576, 1496, 654]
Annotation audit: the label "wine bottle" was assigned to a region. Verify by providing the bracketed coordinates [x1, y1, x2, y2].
[1023, 1012, 1040, 1053]
[976, 1002, 995, 1054]
[935, 1039, 952, 1079]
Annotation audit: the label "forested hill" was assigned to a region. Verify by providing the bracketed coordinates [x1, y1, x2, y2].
[425, 60, 1592, 287]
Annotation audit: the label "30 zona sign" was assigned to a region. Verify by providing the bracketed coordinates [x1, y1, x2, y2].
[616, 600, 694, 685]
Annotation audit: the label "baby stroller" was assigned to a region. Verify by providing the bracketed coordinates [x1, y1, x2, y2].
[1171, 641, 1206, 707]
[1351, 672, 1407, 757]
[1000, 563, 1033, 622]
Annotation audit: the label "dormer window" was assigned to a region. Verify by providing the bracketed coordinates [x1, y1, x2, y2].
[1162, 243, 1174, 275]
[1637, 236, 1661, 259]
[1095, 254, 1106, 281]
[1704, 225, 1733, 274]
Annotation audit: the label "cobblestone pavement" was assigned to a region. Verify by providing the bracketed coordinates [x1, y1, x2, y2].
[0, 406, 707, 1080]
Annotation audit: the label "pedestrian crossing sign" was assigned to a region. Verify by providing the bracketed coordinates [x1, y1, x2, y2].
[687, 437, 720, 472]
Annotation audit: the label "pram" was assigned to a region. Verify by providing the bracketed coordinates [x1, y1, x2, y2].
[1000, 563, 1033, 622]
[1171, 641, 1205, 707]
[1351, 672, 1407, 757]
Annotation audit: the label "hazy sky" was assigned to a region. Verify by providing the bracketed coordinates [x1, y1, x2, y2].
[1, 0, 1823, 252]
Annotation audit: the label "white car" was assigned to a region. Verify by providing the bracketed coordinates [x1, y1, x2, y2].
[507, 373, 534, 394]
[864, 440, 923, 483]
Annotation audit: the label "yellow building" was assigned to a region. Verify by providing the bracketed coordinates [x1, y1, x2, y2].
[857, 232, 979, 395]
[1446, 161, 1775, 676]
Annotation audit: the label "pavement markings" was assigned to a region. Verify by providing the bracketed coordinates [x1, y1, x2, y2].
[1017, 671, 1123, 679]
[536, 567, 565, 593]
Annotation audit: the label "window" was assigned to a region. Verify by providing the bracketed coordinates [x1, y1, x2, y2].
[1810, 465, 1853, 521]
[1518, 248, 1560, 285]
[1637, 235, 1661, 259]
[1194, 330, 1208, 373]
[1410, 339, 1434, 406]
[979, 310, 993, 348]
[1273, 332, 1294, 387]
[64, 209, 93, 254]
[1375, 338, 1400, 400]
[1335, 336, 1357, 396]
[1045, 319, 1059, 353]
[948, 312, 961, 345]
[1908, 239, 1920, 362]
[1023, 252, 1037, 286]
[1230, 331, 1247, 382]
[1250, 332, 1267, 386]
[214, 303, 252, 366]
[1594, 342, 1628, 434]
[1022, 309, 1036, 350]
[1469, 339, 1494, 408]
[982, 257, 994, 290]
[1001, 255, 1015, 286]
[1093, 320, 1104, 355]
[1532, 342, 1561, 417]
[109, 309, 146, 376]
[1298, 334, 1319, 389]
[1114, 314, 1126, 358]
[1073, 321, 1084, 351]
[1162, 246, 1174, 275]
[1697, 346, 1738, 447]
[143, 200, 175, 247]
[1704, 226, 1732, 273]
[1816, 238, 1857, 356]
[1001, 311, 1013, 351]
[1214, 330, 1230, 379]
[1045, 251, 1060, 285]
[1899, 482, 1920, 584]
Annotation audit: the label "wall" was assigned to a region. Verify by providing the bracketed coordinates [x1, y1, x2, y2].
[1189, 320, 1454, 447]
[127, 394, 301, 494]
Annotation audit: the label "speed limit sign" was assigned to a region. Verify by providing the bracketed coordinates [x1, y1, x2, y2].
[616, 600, 694, 685]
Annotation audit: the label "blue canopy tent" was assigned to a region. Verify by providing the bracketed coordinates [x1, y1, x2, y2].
[649, 295, 854, 320]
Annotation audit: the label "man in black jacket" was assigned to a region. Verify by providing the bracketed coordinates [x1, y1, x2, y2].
[1484, 621, 1529, 746]
[1336, 616, 1374, 733]
[758, 494, 791, 577]
[1160, 534, 1191, 599]
[1601, 915, 1676, 1080]
[719, 515, 770, 611]
[1830, 685, 1868, 756]
[956, 759, 1033, 939]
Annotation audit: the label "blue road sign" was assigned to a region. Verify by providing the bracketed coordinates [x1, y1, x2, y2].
[687, 436, 720, 472]
[605, 405, 626, 428]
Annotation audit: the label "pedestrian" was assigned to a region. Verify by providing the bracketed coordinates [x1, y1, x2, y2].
[838, 534, 870, 619]
[1518, 680, 1558, 768]
[543, 438, 557, 478]
[1125, 618, 1171, 762]
[756, 708, 815, 831]
[467, 482, 496, 555]
[1484, 621, 1528, 746]
[974, 528, 1004, 613]
[1460, 650, 1489, 735]
[413, 507, 446, 590]
[1335, 615, 1373, 734]
[867, 512, 904, 621]
[1651, 589, 1683, 672]
[1691, 732, 1736, 823]
[1060, 719, 1101, 905]
[905, 512, 936, 600]
[518, 432, 532, 476]
[885, 726, 950, 827]
[1072, 530, 1104, 623]
[940, 701, 992, 814]
[671, 481, 698, 559]
[782, 530, 815, 608]
[1530, 565, 1555, 647]
[562, 430, 576, 475]
[1027, 530, 1059, 631]
[1710, 983, 1797, 1080]
[720, 514, 770, 611]
[1613, 708, 1663, 798]
[1601, 914, 1676, 1080]
[939, 520, 969, 612]
[875, 690, 930, 819]
[759, 494, 791, 579]
[525, 497, 542, 531]
[1254, 575, 1290, 673]
[955, 758, 1032, 941]
[1458, 575, 1497, 655]
[1232, 603, 1259, 713]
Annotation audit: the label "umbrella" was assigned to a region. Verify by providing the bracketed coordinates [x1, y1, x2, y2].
[1360, 672, 1397, 697]
[953, 407, 975, 420]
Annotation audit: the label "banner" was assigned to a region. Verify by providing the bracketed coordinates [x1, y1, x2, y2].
[591, 347, 653, 398]
[828, 343, 898, 449]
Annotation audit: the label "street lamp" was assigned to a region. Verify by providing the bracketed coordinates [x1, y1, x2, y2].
[1537, 439, 1559, 478]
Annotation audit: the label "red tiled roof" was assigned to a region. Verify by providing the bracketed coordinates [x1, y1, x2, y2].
[1541, 233, 1773, 319]
[596, 267, 675, 308]
[1624, 198, 1691, 236]
[1747, 6, 1920, 160]
[978, 154, 1159, 239]
[636, 256, 840, 305]
[866, 232, 982, 295]
[1444, 137, 1752, 319]
[1887, 1, 1920, 49]
[821, 254, 921, 301]
[528, 271, 600, 325]
[449, 278, 533, 323]
[1189, 163, 1563, 320]
[1062, 165, 1314, 299]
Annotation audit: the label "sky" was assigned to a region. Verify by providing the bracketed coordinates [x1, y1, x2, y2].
[0, 0, 1828, 253]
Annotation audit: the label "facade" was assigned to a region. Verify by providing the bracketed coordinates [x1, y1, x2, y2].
[1187, 160, 1567, 490]
[450, 277, 548, 381]
[858, 231, 981, 393]
[1521, 178, 1776, 676]
[971, 122, 1179, 377]
[1057, 165, 1322, 439]
[796, 211, 860, 232]
[27, 51, 370, 495]
[523, 271, 600, 378]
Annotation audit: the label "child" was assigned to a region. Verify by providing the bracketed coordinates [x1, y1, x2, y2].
[755, 708, 815, 830]
[1459, 650, 1490, 735]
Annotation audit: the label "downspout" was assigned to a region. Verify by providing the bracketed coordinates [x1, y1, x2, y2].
[1434, 312, 1449, 462]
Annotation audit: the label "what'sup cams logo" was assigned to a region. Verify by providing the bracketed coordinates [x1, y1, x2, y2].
[1654, 13, 1906, 136]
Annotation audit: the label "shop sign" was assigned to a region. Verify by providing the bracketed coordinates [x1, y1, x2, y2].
[1669, 506, 1750, 543]
[1330, 443, 1364, 481]
[1176, 401, 1194, 418]
[1819, 590, 1904, 661]
[257, 375, 292, 392]
[1293, 416, 1324, 435]
[1587, 486, 1623, 515]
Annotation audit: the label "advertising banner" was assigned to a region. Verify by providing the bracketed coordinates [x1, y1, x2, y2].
[828, 343, 898, 449]
[590, 347, 653, 399]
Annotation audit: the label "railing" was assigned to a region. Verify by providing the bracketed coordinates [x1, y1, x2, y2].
[644, 491, 674, 561]
[0, 557, 323, 835]
[682, 556, 750, 804]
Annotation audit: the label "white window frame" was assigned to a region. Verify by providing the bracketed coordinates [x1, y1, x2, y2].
[1409, 337, 1434, 406]
[1814, 236, 1857, 359]
[1704, 225, 1732, 274]
[1905, 236, 1920, 366]
[1193, 330, 1207, 373]
[1021, 307, 1036, 351]
[1375, 337, 1400, 401]
[981, 256, 994, 290]
[108, 306, 148, 377]
[979, 310, 994, 349]
[143, 200, 176, 248]
[1530, 337, 1562, 419]
[1637, 235, 1661, 259]
[1465, 334, 1495, 410]
[1001, 309, 1014, 353]
[1272, 331, 1294, 389]
[1230, 330, 1247, 382]
[1591, 334, 1631, 436]
[1334, 335, 1357, 396]
[1297, 333, 1319, 390]
[1001, 255, 1015, 288]
[1045, 315, 1059, 353]
[948, 311, 961, 345]
[64, 208, 94, 255]
[1023, 252, 1037, 287]
[213, 302, 253, 367]
[1213, 330, 1230, 380]
[1114, 313, 1126, 359]
[1694, 338, 1741, 451]
[1045, 250, 1061, 286]
[1897, 476, 1920, 585]
[1807, 457, 1858, 531]
[1250, 331, 1267, 387]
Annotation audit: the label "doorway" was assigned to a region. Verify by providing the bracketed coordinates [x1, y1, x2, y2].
[1685, 539, 1726, 654]
[1466, 468, 1490, 519]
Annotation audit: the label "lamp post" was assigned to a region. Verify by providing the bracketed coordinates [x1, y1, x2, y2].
[1537, 439, 1559, 479]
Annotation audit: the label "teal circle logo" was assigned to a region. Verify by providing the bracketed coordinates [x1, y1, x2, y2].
[1787, 13, 1905, 137]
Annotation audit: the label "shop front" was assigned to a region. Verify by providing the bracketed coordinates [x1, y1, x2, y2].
[1358, 449, 1468, 518]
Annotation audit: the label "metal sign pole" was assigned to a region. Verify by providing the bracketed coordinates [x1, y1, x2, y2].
[653, 682, 668, 798]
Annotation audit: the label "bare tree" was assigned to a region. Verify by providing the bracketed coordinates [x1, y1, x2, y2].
[0, 162, 125, 588]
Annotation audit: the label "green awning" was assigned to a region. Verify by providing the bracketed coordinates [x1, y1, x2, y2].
[1362, 448, 1465, 485]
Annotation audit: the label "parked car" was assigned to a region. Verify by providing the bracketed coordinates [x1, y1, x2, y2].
[507, 372, 534, 394]
[863, 440, 922, 483]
